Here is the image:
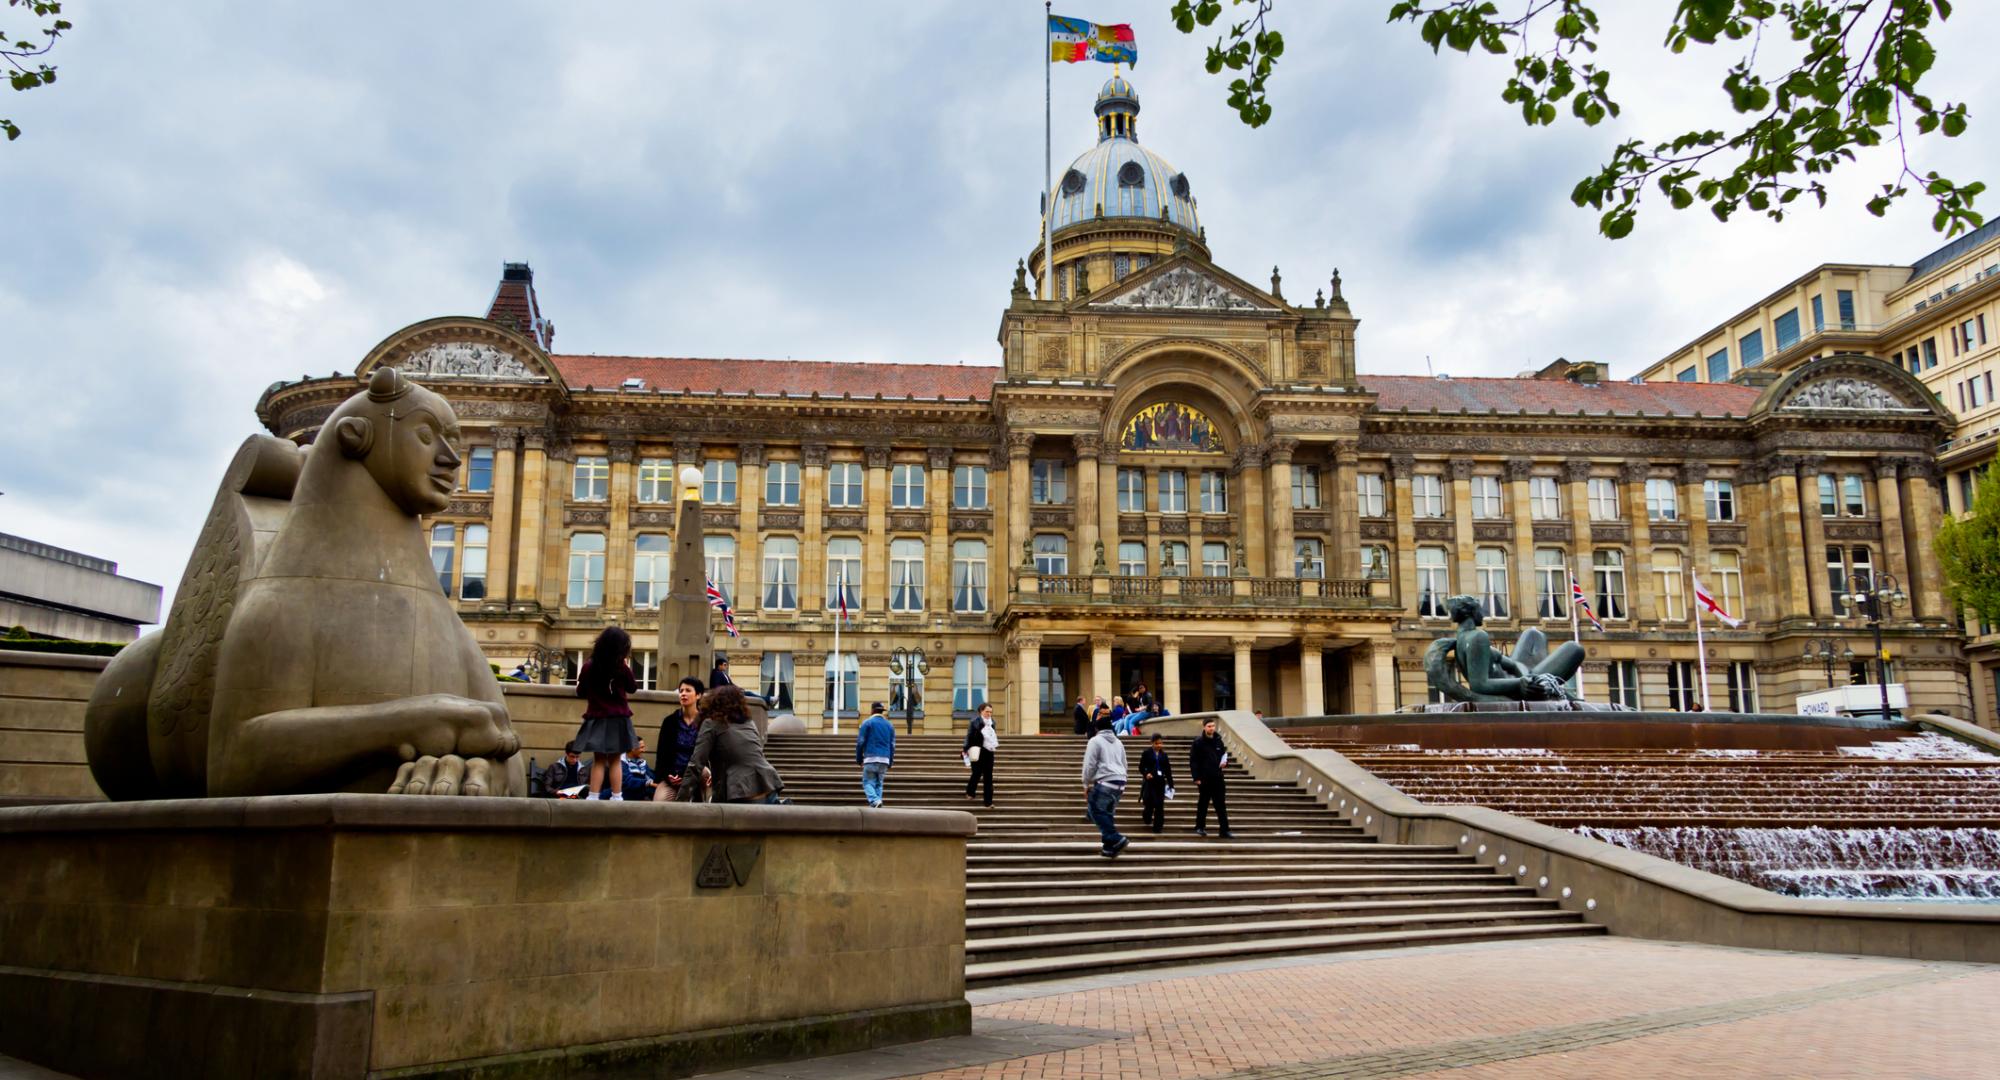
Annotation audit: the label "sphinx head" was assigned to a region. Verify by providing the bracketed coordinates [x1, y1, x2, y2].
[1445, 594, 1484, 626]
[325, 367, 463, 516]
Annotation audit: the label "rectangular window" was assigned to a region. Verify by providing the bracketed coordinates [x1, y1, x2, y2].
[1362, 544, 1390, 580]
[1475, 547, 1509, 618]
[1163, 540, 1190, 575]
[891, 464, 927, 508]
[1412, 474, 1445, 518]
[1030, 459, 1068, 505]
[572, 456, 609, 501]
[1529, 476, 1561, 520]
[703, 536, 735, 604]
[1033, 534, 1069, 575]
[631, 650, 657, 693]
[1667, 660, 1699, 711]
[1417, 547, 1450, 618]
[1811, 294, 1826, 331]
[1358, 473, 1387, 517]
[1292, 465, 1323, 509]
[1294, 538, 1325, 579]
[1711, 550, 1743, 617]
[1923, 337, 1939, 368]
[826, 537, 862, 612]
[1117, 541, 1147, 576]
[1587, 477, 1620, 521]
[702, 460, 737, 504]
[823, 654, 857, 718]
[1706, 348, 1730, 382]
[1654, 549, 1685, 621]
[1818, 474, 1838, 517]
[1704, 479, 1736, 522]
[1965, 318, 1981, 353]
[761, 537, 799, 610]
[631, 533, 671, 609]
[764, 460, 800, 506]
[460, 524, 488, 601]
[951, 539, 988, 613]
[1202, 541, 1230, 577]
[952, 465, 988, 510]
[1039, 662, 1066, 714]
[890, 538, 925, 612]
[953, 654, 989, 714]
[1842, 473, 1866, 516]
[567, 532, 606, 607]
[1470, 475, 1504, 519]
[1158, 469, 1188, 514]
[1837, 289, 1856, 330]
[1727, 661, 1758, 713]
[1774, 308, 1801, 349]
[1676, 367, 1696, 382]
[1535, 548, 1567, 619]
[1825, 547, 1847, 605]
[1593, 549, 1627, 620]
[1645, 477, 1678, 521]
[1739, 329, 1765, 367]
[1117, 467, 1145, 512]
[466, 448, 493, 493]
[827, 462, 865, 507]
[760, 653, 795, 712]
[1604, 660, 1639, 710]
[636, 458, 675, 503]
[430, 524, 455, 596]
[1199, 470, 1229, 514]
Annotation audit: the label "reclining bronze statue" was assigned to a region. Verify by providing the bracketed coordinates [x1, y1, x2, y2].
[84, 367, 525, 798]
[1424, 594, 1584, 705]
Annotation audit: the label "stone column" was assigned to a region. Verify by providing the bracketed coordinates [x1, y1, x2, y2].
[1005, 432, 1033, 587]
[1506, 457, 1535, 622]
[736, 443, 764, 613]
[1300, 635, 1326, 717]
[1160, 634, 1183, 714]
[1142, 462, 1161, 574]
[536, 440, 572, 611]
[1267, 437, 1299, 577]
[1391, 453, 1418, 609]
[1015, 635, 1042, 735]
[927, 446, 952, 618]
[1091, 633, 1114, 707]
[1449, 457, 1476, 605]
[1736, 462, 1773, 623]
[1797, 455, 1832, 618]
[1623, 461, 1656, 624]
[484, 428, 520, 612]
[1681, 461, 1710, 606]
[1334, 444, 1362, 578]
[1875, 458, 1912, 613]
[865, 444, 892, 614]
[1074, 434, 1102, 563]
[511, 433, 548, 611]
[801, 443, 827, 614]
[1232, 636, 1256, 714]
[794, 651, 826, 733]
[1900, 458, 1947, 621]
[1370, 642, 1399, 715]
[604, 440, 636, 616]
[1237, 445, 1269, 576]
[1097, 450, 1120, 563]
[1766, 457, 1811, 621]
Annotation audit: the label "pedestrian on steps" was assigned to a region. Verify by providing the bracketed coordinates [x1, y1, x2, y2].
[855, 701, 895, 808]
[1082, 717, 1130, 857]
[963, 701, 998, 806]
[1140, 732, 1174, 834]
[572, 626, 639, 800]
[1189, 717, 1234, 838]
[1072, 696, 1090, 735]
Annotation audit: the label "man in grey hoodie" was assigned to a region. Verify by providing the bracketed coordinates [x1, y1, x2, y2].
[1081, 718, 1130, 857]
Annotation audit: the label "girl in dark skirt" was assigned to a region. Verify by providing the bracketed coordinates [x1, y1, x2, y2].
[573, 626, 639, 800]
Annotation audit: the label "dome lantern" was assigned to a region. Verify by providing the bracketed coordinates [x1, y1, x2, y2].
[1095, 74, 1139, 141]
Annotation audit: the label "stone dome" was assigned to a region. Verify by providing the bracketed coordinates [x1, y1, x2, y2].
[1047, 76, 1198, 234]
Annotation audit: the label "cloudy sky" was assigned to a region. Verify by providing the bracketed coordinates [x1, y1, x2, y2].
[6, 2, 1999, 624]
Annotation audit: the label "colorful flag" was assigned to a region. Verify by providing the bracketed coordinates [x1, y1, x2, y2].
[835, 569, 851, 624]
[1691, 573, 1741, 628]
[705, 579, 738, 637]
[1050, 16, 1137, 65]
[1569, 573, 1604, 631]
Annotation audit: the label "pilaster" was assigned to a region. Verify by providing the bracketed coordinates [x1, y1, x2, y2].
[485, 429, 520, 612]
[512, 434, 548, 611]
[1622, 460, 1656, 624]
[1449, 457, 1475, 611]
[1391, 453, 1418, 611]
[1159, 634, 1183, 714]
[1333, 445, 1361, 578]
[604, 440, 635, 616]
[1797, 455, 1832, 619]
[1074, 434, 1102, 564]
[866, 443, 892, 614]
[1506, 457, 1535, 623]
[1268, 437, 1299, 578]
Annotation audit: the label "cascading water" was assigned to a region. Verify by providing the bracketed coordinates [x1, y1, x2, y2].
[1575, 825, 2000, 901]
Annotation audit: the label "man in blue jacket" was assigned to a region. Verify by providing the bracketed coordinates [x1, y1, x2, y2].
[855, 701, 895, 808]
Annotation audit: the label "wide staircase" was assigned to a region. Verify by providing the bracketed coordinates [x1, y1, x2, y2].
[762, 733, 1602, 986]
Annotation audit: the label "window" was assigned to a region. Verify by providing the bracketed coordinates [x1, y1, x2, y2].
[1199, 470, 1229, 514]
[1363, 544, 1390, 579]
[1845, 547, 1875, 602]
[1412, 474, 1445, 518]
[430, 524, 455, 595]
[1811, 294, 1826, 331]
[1118, 541, 1148, 576]
[1842, 473, 1866, 516]
[1645, 477, 1678, 521]
[1530, 476, 1561, 520]
[827, 462, 865, 507]
[631, 533, 671, 609]
[1667, 661, 1699, 711]
[466, 448, 493, 493]
[1727, 662, 1759, 713]
[761, 537, 798, 610]
[637, 458, 675, 503]
[1030, 459, 1068, 505]
[1417, 547, 1450, 618]
[890, 538, 925, 612]
[1606, 660, 1639, 710]
[1837, 289, 1856, 330]
[702, 460, 737, 503]
[952, 539, 988, 613]
[760, 653, 794, 712]
[1292, 465, 1323, 509]
[764, 460, 800, 506]
[1711, 551, 1743, 617]
[1587, 477, 1620, 520]
[703, 536, 735, 603]
[1158, 469, 1188, 514]
[1677, 367, 1696, 382]
[1358, 473, 1387, 517]
[891, 464, 926, 508]
[1964, 317, 1983, 354]
[889, 662, 926, 718]
[1923, 337, 1939, 368]
[460, 524, 488, 601]
[1818, 474, 1838, 517]
[632, 650, 657, 692]
[1476, 547, 1509, 618]
[1706, 348, 1730, 382]
[567, 532, 606, 607]
[953, 654, 989, 714]
[1592, 549, 1627, 620]
[1535, 548, 1567, 618]
[1295, 538, 1325, 579]
[1202, 541, 1231, 577]
[1654, 550, 1685, 621]
[1739, 329, 1765, 367]
[824, 654, 858, 718]
[826, 537, 862, 612]
[572, 456, 609, 501]
[1470, 476, 1504, 519]
[1039, 662, 1067, 714]
[1162, 540, 1190, 575]
[952, 465, 988, 510]
[1117, 467, 1145, 512]
[1704, 479, 1736, 522]
[1774, 308, 1801, 350]
[1033, 534, 1069, 575]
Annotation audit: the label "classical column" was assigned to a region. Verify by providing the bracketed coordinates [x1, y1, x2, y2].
[1091, 633, 1114, 707]
[1391, 453, 1418, 610]
[1370, 642, 1398, 715]
[1506, 457, 1535, 622]
[1449, 457, 1476, 608]
[1623, 461, 1656, 624]
[536, 439, 571, 610]
[1232, 636, 1256, 714]
[736, 442, 764, 613]
[1900, 458, 1946, 621]
[1875, 458, 1912, 614]
[865, 444, 891, 614]
[794, 651, 826, 733]
[1765, 456, 1811, 621]
[927, 446, 952, 619]
[1015, 635, 1042, 735]
[1237, 445, 1268, 576]
[1736, 462, 1774, 624]
[1160, 634, 1183, 714]
[1074, 434, 1102, 563]
[1334, 444, 1362, 578]
[1797, 455, 1832, 619]
[1005, 432, 1033, 586]
[1143, 462, 1161, 574]
[801, 442, 827, 614]
[511, 432, 548, 611]
[1680, 461, 1710, 607]
[484, 428, 520, 612]
[604, 440, 636, 616]
[1300, 635, 1326, 718]
[1267, 437, 1299, 577]
[1097, 449, 1120, 565]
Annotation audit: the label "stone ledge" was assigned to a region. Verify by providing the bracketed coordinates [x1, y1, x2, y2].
[0, 648, 111, 671]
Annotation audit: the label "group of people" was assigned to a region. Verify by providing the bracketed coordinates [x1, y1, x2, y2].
[850, 699, 999, 808]
[1071, 682, 1170, 738]
[1084, 715, 1235, 858]
[544, 627, 787, 805]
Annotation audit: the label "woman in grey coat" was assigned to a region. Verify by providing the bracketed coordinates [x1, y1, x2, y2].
[685, 684, 788, 804]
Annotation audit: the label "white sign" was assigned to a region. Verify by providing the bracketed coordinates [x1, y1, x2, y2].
[1798, 684, 1907, 717]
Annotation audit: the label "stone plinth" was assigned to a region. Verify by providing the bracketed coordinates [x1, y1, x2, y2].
[0, 796, 973, 1079]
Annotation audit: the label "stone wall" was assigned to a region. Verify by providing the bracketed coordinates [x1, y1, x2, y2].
[0, 650, 103, 801]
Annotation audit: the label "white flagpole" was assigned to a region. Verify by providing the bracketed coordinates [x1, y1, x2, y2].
[831, 571, 843, 734]
[1691, 574, 1712, 712]
[1569, 558, 1586, 702]
[1043, 1, 1054, 300]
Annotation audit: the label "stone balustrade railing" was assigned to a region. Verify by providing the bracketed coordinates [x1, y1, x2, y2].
[1008, 571, 1391, 610]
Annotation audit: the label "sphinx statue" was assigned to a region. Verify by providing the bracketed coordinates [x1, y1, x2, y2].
[84, 368, 524, 798]
[1424, 594, 1584, 705]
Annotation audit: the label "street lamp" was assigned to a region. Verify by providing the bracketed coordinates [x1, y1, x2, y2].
[1801, 637, 1852, 690]
[889, 646, 928, 735]
[523, 643, 569, 685]
[1835, 572, 1908, 720]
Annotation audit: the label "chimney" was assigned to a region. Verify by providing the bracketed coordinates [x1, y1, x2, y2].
[486, 262, 555, 350]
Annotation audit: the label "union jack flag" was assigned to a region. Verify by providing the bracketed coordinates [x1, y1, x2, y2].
[705, 579, 738, 637]
[1569, 572, 1604, 631]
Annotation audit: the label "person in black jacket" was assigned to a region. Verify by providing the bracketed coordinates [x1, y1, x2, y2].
[1072, 696, 1090, 736]
[1188, 717, 1233, 838]
[1139, 733, 1173, 833]
[708, 655, 733, 688]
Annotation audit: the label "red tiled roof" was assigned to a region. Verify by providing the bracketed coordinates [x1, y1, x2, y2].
[551, 355, 1004, 400]
[1360, 375, 1761, 417]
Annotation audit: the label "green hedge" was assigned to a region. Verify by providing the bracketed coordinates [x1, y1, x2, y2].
[0, 637, 127, 657]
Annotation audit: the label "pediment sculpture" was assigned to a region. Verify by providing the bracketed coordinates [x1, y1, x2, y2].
[399, 341, 544, 380]
[1781, 376, 1913, 412]
[1093, 265, 1274, 312]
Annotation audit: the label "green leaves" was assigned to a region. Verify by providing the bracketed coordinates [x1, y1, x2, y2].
[2, 0, 68, 144]
[1173, 0, 1282, 127]
[1937, 466, 2000, 625]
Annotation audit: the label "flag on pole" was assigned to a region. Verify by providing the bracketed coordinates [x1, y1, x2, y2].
[705, 579, 738, 637]
[1691, 573, 1741, 628]
[1569, 572, 1604, 631]
[1049, 15, 1137, 65]
[836, 570, 851, 624]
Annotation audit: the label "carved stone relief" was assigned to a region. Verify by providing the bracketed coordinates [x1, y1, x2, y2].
[444, 499, 491, 518]
[1823, 521, 1883, 542]
[1360, 521, 1394, 541]
[1029, 508, 1074, 528]
[1298, 345, 1327, 378]
[1293, 512, 1330, 533]
[760, 511, 803, 531]
[402, 342, 544, 381]
[1472, 522, 1511, 542]
[948, 512, 993, 533]
[566, 507, 609, 527]
[703, 508, 740, 530]
[1651, 524, 1688, 547]
[825, 511, 866, 531]
[1038, 338, 1069, 373]
[1591, 523, 1630, 544]
[1782, 377, 1914, 412]
[1708, 525, 1747, 546]
[1414, 522, 1453, 542]
[888, 511, 930, 533]
[1531, 522, 1572, 543]
[1119, 515, 1146, 537]
[633, 510, 675, 527]
[450, 399, 548, 420]
[1161, 517, 1190, 536]
[1092, 265, 1276, 312]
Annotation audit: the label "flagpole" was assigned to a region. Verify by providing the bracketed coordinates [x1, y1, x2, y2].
[832, 571, 843, 734]
[1043, 1, 1053, 300]
[1691, 574, 1712, 712]
[1569, 559, 1586, 702]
